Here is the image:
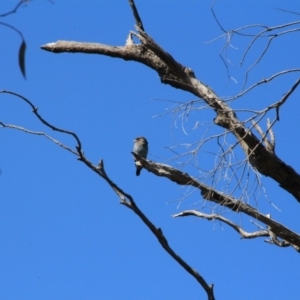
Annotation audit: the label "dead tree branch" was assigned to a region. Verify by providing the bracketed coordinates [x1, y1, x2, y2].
[209, 3, 300, 87]
[128, 0, 144, 31]
[0, 0, 27, 18]
[133, 153, 300, 251]
[91, 160, 215, 300]
[173, 211, 299, 252]
[0, 90, 82, 150]
[173, 210, 269, 239]
[0, 122, 78, 155]
[226, 69, 300, 101]
[41, 30, 300, 203]
[0, 90, 215, 300]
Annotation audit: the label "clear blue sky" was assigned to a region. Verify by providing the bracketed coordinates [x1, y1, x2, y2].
[1, 1, 300, 299]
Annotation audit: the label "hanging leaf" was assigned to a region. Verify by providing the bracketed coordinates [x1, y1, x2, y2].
[18, 39, 26, 79]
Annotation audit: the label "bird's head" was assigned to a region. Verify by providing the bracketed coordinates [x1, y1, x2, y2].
[134, 137, 148, 145]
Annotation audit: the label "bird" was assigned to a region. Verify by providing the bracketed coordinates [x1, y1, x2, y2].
[133, 137, 148, 176]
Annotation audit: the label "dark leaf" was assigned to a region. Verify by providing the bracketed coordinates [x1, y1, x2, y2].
[18, 39, 26, 79]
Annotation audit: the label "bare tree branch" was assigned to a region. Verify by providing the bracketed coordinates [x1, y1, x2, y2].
[84, 158, 215, 300]
[128, 0, 144, 31]
[133, 153, 300, 250]
[208, 3, 300, 89]
[1, 91, 215, 300]
[251, 120, 273, 153]
[226, 69, 300, 101]
[41, 33, 300, 203]
[267, 118, 275, 151]
[0, 0, 27, 18]
[275, 8, 300, 16]
[273, 78, 300, 121]
[0, 122, 78, 155]
[173, 210, 269, 239]
[0, 21, 24, 39]
[173, 211, 299, 252]
[0, 90, 82, 150]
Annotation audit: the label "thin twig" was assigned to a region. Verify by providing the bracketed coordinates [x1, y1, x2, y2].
[0, 21, 24, 39]
[275, 8, 300, 16]
[173, 210, 269, 239]
[0, 90, 82, 150]
[0, 0, 27, 18]
[225, 69, 300, 101]
[173, 210, 299, 252]
[0, 122, 78, 155]
[128, 0, 144, 31]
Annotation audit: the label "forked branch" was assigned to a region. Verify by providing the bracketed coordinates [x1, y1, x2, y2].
[0, 90, 215, 300]
[173, 211, 299, 252]
[133, 152, 300, 251]
[41, 25, 300, 203]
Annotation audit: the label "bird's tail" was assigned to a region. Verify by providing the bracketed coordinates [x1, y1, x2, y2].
[136, 167, 142, 176]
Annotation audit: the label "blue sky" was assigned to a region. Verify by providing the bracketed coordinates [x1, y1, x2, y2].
[1, 1, 300, 299]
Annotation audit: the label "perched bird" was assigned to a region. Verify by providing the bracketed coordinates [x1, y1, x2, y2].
[133, 137, 148, 176]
